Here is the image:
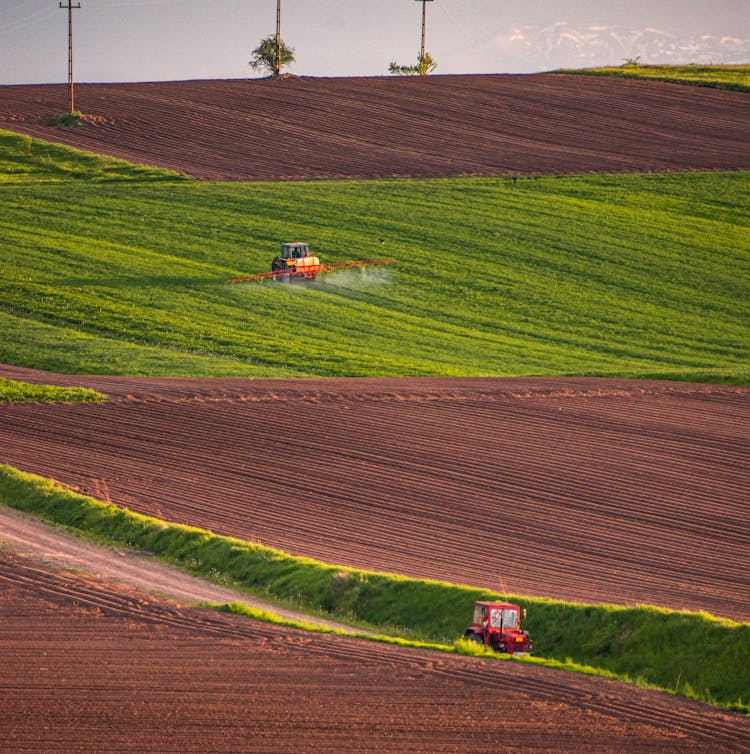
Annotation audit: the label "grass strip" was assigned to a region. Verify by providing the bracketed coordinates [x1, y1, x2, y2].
[210, 602, 624, 674]
[0, 129, 187, 183]
[0, 463, 747, 713]
[208, 602, 673, 703]
[0, 378, 107, 404]
[554, 64, 750, 92]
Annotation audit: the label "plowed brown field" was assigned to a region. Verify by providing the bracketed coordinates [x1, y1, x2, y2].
[1, 365, 748, 623]
[2, 74, 748, 180]
[1, 552, 748, 753]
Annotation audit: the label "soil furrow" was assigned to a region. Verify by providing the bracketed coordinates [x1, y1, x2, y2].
[2, 552, 747, 753]
[2, 75, 747, 180]
[1, 370, 747, 621]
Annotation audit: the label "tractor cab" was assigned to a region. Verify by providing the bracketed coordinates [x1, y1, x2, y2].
[281, 242, 312, 260]
[271, 242, 321, 278]
[464, 600, 533, 654]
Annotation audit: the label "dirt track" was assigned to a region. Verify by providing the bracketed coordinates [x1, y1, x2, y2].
[2, 74, 748, 180]
[0, 506, 368, 635]
[1, 551, 747, 753]
[1, 365, 748, 623]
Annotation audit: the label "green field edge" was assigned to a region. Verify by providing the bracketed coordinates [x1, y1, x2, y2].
[0, 128, 189, 183]
[0, 377, 107, 404]
[0, 464, 746, 713]
[552, 65, 750, 92]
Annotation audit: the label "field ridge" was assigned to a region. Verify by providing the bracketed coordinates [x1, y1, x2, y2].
[1, 465, 749, 714]
[4, 551, 748, 751]
[1, 73, 748, 180]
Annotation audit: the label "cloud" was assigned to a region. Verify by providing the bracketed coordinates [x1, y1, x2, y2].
[450, 22, 750, 73]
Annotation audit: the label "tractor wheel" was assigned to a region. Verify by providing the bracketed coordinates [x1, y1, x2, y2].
[271, 256, 284, 272]
[465, 632, 483, 645]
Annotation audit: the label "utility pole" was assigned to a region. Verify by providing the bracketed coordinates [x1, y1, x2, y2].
[59, 0, 81, 113]
[275, 0, 281, 76]
[415, 0, 433, 61]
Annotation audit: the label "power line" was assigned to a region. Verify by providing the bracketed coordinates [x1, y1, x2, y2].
[59, 0, 81, 113]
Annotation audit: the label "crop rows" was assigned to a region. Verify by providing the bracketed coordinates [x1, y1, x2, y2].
[2, 167, 749, 382]
[2, 553, 747, 752]
[2, 70, 748, 752]
[1, 75, 748, 180]
[1, 368, 747, 622]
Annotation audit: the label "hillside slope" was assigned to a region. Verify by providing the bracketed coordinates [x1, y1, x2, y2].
[1, 134, 748, 382]
[2, 366, 747, 623]
[1, 74, 748, 180]
[4, 554, 745, 752]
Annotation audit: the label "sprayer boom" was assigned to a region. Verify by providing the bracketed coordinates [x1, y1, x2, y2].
[226, 256, 395, 284]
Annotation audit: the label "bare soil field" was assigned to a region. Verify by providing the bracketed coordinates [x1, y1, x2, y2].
[1, 552, 747, 753]
[1, 74, 748, 180]
[1, 365, 748, 622]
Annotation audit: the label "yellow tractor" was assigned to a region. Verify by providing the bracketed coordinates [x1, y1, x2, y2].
[270, 242, 322, 280]
[226, 242, 395, 284]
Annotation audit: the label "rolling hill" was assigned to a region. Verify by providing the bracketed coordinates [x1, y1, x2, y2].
[1, 72, 748, 743]
[1, 73, 748, 180]
[1, 130, 748, 382]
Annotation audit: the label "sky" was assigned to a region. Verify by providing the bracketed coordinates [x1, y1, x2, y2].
[1, 0, 748, 85]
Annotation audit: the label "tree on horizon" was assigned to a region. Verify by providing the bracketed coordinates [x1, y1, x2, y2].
[250, 35, 295, 77]
[389, 52, 437, 76]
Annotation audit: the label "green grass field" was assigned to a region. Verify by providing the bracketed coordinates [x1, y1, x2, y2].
[2, 131, 748, 382]
[555, 64, 750, 91]
[2, 465, 747, 712]
[0, 377, 106, 403]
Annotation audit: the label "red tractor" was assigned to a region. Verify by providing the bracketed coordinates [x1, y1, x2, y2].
[464, 601, 533, 654]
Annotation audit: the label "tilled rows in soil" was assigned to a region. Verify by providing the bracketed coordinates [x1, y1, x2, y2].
[1, 552, 747, 754]
[1, 365, 748, 622]
[1, 74, 748, 180]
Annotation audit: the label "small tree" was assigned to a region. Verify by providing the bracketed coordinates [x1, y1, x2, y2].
[250, 34, 295, 76]
[416, 52, 437, 76]
[388, 52, 437, 76]
[389, 61, 415, 75]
